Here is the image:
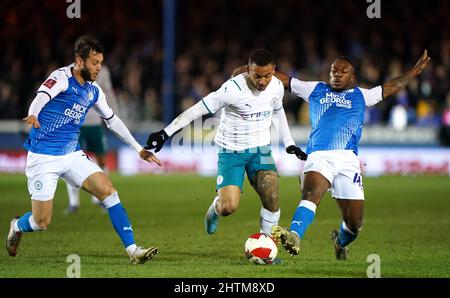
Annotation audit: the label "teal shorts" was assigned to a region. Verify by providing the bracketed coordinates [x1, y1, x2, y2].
[216, 146, 278, 191]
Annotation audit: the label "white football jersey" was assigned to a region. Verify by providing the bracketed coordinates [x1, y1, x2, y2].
[202, 73, 285, 151]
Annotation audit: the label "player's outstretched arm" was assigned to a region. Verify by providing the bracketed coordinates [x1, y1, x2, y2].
[145, 100, 210, 152]
[103, 114, 162, 166]
[383, 50, 430, 98]
[93, 92, 161, 166]
[272, 107, 307, 161]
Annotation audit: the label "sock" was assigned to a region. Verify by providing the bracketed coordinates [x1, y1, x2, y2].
[211, 196, 220, 216]
[289, 200, 317, 239]
[66, 183, 80, 207]
[259, 208, 280, 235]
[126, 244, 137, 257]
[103, 192, 135, 249]
[15, 212, 43, 232]
[338, 221, 358, 247]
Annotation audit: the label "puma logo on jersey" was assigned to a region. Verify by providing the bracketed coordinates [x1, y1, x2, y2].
[123, 226, 133, 232]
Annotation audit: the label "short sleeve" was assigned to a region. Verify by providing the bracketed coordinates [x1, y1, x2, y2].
[289, 78, 320, 102]
[359, 86, 383, 106]
[201, 80, 238, 113]
[37, 69, 69, 99]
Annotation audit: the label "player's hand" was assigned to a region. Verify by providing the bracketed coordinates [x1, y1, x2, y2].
[23, 115, 40, 129]
[145, 129, 169, 152]
[139, 149, 161, 167]
[286, 145, 308, 161]
[410, 50, 430, 78]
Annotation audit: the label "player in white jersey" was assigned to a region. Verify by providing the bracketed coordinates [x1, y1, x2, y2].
[145, 49, 307, 237]
[268, 51, 430, 259]
[64, 64, 119, 214]
[6, 36, 161, 264]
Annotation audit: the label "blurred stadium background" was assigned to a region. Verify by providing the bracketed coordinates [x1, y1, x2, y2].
[0, 0, 449, 175]
[0, 0, 449, 278]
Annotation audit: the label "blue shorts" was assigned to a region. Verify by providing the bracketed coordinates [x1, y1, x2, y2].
[216, 146, 278, 191]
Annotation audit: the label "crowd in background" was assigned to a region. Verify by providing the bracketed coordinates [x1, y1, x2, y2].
[1, 0, 449, 134]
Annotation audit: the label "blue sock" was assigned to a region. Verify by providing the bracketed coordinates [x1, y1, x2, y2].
[103, 192, 135, 248]
[17, 212, 34, 232]
[338, 221, 358, 247]
[289, 200, 317, 239]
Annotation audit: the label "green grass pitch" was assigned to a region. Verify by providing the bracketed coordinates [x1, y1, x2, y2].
[0, 174, 449, 277]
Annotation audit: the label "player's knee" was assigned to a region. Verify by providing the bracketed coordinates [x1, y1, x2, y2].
[220, 198, 239, 216]
[98, 185, 117, 200]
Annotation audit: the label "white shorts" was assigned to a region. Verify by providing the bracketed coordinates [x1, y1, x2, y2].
[25, 150, 103, 201]
[301, 150, 364, 200]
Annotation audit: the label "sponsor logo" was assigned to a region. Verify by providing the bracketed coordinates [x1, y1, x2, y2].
[64, 102, 88, 123]
[240, 110, 271, 121]
[320, 92, 352, 109]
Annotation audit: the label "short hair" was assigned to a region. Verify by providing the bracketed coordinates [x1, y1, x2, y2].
[248, 49, 275, 66]
[74, 35, 104, 60]
[333, 56, 356, 69]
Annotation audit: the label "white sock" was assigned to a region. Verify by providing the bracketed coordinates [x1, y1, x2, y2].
[14, 215, 44, 232]
[102, 192, 121, 209]
[29, 214, 45, 231]
[260, 207, 281, 235]
[126, 244, 137, 257]
[13, 220, 20, 233]
[211, 196, 220, 216]
[66, 183, 80, 207]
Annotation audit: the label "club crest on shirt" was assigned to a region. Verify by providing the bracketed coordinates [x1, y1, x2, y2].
[271, 97, 278, 107]
[34, 180, 43, 191]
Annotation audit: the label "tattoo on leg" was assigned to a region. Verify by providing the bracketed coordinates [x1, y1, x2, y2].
[254, 171, 279, 211]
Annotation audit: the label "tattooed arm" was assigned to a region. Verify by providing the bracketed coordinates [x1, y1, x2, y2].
[383, 50, 430, 98]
